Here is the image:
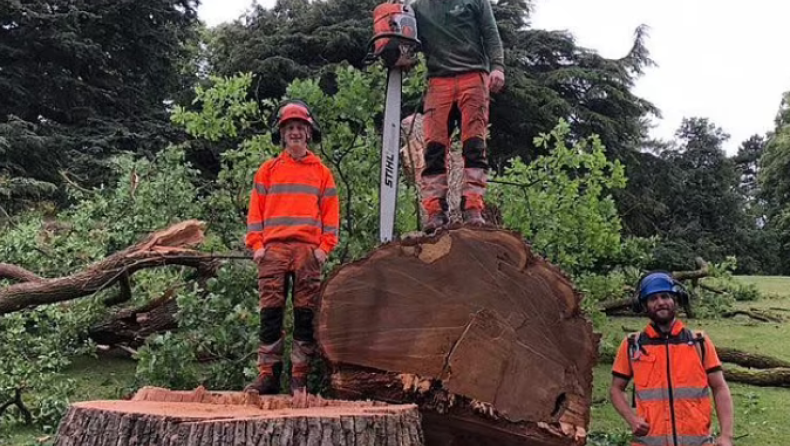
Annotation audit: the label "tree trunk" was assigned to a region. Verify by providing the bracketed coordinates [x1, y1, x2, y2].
[724, 368, 790, 388]
[319, 228, 596, 446]
[0, 220, 219, 315]
[717, 347, 790, 369]
[55, 387, 424, 446]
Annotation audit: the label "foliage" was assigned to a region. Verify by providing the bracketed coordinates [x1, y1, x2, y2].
[489, 119, 626, 275]
[586, 431, 631, 446]
[205, 0, 656, 173]
[0, 303, 98, 431]
[759, 91, 790, 274]
[622, 118, 771, 274]
[0, 0, 200, 211]
[135, 265, 260, 390]
[0, 144, 209, 432]
[173, 66, 420, 265]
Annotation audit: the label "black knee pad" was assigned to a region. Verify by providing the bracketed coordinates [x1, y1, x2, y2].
[293, 307, 315, 342]
[259, 307, 284, 344]
[423, 142, 448, 176]
[462, 137, 489, 169]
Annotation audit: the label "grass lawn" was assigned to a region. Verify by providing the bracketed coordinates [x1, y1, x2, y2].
[0, 355, 137, 446]
[3, 276, 790, 445]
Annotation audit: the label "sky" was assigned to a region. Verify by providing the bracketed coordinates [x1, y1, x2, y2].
[198, 0, 790, 154]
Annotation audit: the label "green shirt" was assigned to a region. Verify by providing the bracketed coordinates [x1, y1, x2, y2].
[412, 0, 504, 78]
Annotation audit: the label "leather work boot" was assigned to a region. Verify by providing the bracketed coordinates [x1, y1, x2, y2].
[424, 211, 448, 233]
[244, 363, 282, 395]
[462, 207, 486, 226]
[424, 198, 449, 233]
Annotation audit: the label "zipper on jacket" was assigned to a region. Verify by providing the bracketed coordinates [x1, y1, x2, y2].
[664, 336, 679, 446]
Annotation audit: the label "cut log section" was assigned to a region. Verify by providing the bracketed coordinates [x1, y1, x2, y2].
[55, 386, 424, 446]
[319, 228, 597, 446]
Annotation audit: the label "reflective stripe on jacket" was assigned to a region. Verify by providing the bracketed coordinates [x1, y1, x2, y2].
[612, 320, 723, 446]
[246, 150, 339, 253]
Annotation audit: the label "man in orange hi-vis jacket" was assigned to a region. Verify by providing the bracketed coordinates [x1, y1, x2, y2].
[611, 272, 734, 446]
[244, 99, 339, 395]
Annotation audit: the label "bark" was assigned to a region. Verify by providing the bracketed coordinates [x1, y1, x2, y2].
[89, 289, 179, 348]
[717, 347, 790, 369]
[319, 228, 595, 446]
[724, 367, 790, 388]
[54, 387, 424, 446]
[0, 263, 42, 283]
[672, 257, 709, 281]
[0, 220, 219, 315]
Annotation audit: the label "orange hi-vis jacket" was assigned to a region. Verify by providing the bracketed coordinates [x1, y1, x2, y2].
[246, 150, 339, 254]
[612, 320, 722, 446]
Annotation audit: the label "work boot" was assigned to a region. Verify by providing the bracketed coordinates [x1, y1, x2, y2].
[423, 198, 449, 233]
[244, 363, 282, 395]
[290, 374, 308, 395]
[424, 212, 448, 233]
[462, 208, 486, 226]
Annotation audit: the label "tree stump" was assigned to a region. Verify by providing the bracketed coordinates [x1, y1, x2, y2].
[318, 228, 597, 446]
[54, 386, 424, 446]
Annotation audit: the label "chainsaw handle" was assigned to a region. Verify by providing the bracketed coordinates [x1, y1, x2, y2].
[364, 33, 421, 66]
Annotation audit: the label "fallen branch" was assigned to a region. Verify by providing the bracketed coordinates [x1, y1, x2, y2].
[0, 220, 218, 315]
[0, 388, 32, 425]
[699, 283, 726, 294]
[0, 263, 43, 283]
[672, 257, 709, 281]
[717, 347, 790, 369]
[88, 287, 181, 348]
[600, 297, 633, 314]
[724, 367, 790, 388]
[721, 310, 783, 323]
[101, 273, 133, 307]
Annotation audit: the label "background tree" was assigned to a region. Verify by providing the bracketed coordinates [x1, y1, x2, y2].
[635, 118, 769, 273]
[205, 0, 656, 171]
[759, 91, 790, 274]
[0, 0, 200, 213]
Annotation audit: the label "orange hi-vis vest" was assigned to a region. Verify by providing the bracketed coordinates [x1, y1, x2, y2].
[246, 150, 339, 254]
[612, 320, 723, 446]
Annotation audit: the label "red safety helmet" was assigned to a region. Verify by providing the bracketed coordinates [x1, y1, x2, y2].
[271, 99, 322, 145]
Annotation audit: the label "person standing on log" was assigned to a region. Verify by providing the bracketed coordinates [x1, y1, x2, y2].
[411, 0, 505, 230]
[245, 100, 339, 395]
[610, 272, 735, 446]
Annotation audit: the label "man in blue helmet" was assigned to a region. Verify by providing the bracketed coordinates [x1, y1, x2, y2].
[610, 272, 735, 446]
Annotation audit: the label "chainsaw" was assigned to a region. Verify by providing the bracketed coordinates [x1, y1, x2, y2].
[367, 0, 420, 243]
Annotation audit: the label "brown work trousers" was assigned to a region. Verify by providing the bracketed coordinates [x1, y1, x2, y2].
[256, 242, 321, 377]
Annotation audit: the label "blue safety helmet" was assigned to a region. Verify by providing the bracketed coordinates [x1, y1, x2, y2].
[638, 272, 679, 302]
